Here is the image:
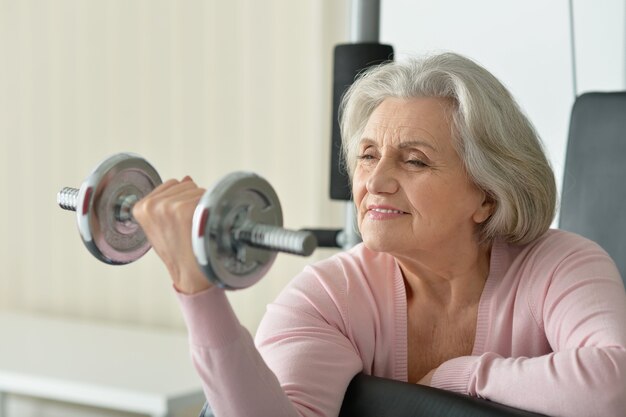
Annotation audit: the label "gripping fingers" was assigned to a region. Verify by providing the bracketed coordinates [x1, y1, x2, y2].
[133, 177, 200, 220]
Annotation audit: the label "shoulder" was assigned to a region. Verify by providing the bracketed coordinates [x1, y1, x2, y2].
[265, 244, 402, 335]
[500, 229, 624, 328]
[502, 229, 617, 276]
[526, 228, 606, 255]
[500, 229, 622, 289]
[280, 243, 399, 307]
[526, 228, 622, 288]
[305, 243, 397, 286]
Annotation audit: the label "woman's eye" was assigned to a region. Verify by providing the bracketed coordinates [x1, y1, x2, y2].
[406, 159, 427, 167]
[357, 154, 377, 161]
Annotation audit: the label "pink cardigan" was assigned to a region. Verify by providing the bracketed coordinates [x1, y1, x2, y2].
[177, 229, 626, 417]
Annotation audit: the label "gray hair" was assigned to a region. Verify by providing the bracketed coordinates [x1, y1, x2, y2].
[340, 52, 556, 245]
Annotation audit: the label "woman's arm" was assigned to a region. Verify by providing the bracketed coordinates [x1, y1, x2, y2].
[430, 241, 626, 417]
[133, 178, 363, 416]
[177, 269, 363, 417]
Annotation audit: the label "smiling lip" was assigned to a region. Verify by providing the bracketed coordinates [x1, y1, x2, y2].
[366, 205, 407, 220]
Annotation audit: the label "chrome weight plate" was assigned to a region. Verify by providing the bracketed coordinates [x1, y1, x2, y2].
[192, 172, 282, 289]
[76, 153, 162, 264]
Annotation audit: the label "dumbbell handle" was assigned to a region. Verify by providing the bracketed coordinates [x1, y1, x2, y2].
[58, 187, 315, 257]
[57, 187, 137, 223]
[235, 223, 316, 257]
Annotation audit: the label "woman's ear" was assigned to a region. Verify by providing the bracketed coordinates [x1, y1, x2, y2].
[473, 191, 495, 224]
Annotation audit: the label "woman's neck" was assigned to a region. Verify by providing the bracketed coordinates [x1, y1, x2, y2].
[397, 240, 492, 309]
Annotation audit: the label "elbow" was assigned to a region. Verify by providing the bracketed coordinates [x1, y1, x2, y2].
[557, 374, 626, 417]
[596, 382, 626, 417]
[584, 346, 626, 417]
[542, 347, 626, 417]
[603, 357, 626, 416]
[607, 396, 626, 417]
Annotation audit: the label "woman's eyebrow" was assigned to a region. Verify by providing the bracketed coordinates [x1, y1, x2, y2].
[358, 138, 377, 147]
[398, 140, 438, 152]
[358, 138, 438, 153]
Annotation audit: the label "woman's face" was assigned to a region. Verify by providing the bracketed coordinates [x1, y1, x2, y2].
[352, 97, 493, 258]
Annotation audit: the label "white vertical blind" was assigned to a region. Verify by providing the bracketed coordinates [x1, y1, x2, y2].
[0, 0, 349, 331]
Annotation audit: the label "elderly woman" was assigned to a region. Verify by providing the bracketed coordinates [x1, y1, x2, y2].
[133, 53, 626, 417]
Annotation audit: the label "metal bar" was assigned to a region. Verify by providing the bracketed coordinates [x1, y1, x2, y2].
[340, 0, 382, 250]
[568, 0, 578, 98]
[340, 204, 362, 251]
[350, 0, 381, 42]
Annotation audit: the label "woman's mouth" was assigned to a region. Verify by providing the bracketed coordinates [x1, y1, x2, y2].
[366, 206, 407, 220]
[370, 208, 404, 214]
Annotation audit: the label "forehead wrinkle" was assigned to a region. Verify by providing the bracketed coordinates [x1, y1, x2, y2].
[364, 119, 441, 151]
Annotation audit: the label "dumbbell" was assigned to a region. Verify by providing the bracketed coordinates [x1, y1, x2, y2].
[57, 153, 317, 289]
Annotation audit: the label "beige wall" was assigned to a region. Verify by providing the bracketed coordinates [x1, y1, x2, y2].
[0, 0, 350, 333]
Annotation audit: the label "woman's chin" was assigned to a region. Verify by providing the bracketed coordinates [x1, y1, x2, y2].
[362, 235, 403, 254]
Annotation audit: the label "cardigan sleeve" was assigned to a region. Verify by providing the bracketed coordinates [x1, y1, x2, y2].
[431, 238, 626, 417]
[176, 264, 363, 417]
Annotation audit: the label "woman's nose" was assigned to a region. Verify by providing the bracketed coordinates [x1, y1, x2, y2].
[366, 158, 399, 195]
